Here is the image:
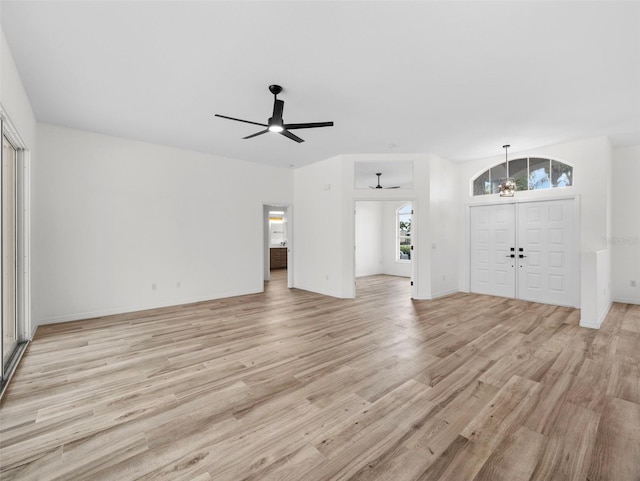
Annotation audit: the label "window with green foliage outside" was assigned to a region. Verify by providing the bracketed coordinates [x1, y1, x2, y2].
[398, 203, 411, 262]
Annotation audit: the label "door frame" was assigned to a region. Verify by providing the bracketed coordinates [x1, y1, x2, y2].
[261, 202, 293, 289]
[466, 194, 580, 307]
[0, 108, 32, 397]
[351, 197, 418, 299]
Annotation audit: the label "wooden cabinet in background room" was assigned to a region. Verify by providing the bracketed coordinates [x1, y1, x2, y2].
[270, 247, 287, 269]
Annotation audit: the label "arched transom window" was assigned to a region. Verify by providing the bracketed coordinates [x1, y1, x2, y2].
[472, 157, 573, 196]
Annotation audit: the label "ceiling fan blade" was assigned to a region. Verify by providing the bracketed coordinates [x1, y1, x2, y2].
[284, 121, 334, 130]
[386, 186, 401, 189]
[215, 114, 267, 128]
[243, 129, 269, 139]
[272, 100, 284, 123]
[280, 130, 304, 143]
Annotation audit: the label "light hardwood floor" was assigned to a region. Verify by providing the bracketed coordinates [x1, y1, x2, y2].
[1, 270, 639, 480]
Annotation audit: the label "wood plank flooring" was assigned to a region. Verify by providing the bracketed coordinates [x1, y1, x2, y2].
[1, 270, 639, 480]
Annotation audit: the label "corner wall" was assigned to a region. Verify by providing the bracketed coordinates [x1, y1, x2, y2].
[611, 145, 640, 304]
[292, 155, 347, 297]
[354, 200, 413, 279]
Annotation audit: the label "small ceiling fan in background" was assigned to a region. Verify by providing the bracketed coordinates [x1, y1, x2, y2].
[215, 85, 334, 143]
[370, 173, 400, 189]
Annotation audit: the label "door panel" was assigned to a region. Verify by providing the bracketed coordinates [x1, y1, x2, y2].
[470, 204, 516, 298]
[517, 199, 576, 306]
[2, 134, 17, 371]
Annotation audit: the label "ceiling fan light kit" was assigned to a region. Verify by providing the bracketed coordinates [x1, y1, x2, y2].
[498, 144, 516, 197]
[215, 85, 333, 143]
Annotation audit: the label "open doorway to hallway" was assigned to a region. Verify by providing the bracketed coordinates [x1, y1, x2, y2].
[263, 204, 292, 289]
[355, 200, 413, 298]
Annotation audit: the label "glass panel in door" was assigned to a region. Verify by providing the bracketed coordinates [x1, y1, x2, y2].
[2, 134, 18, 372]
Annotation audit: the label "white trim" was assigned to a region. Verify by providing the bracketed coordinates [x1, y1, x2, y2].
[17, 148, 31, 339]
[612, 297, 640, 306]
[580, 301, 612, 329]
[0, 106, 32, 341]
[396, 202, 412, 263]
[261, 201, 293, 289]
[294, 283, 343, 299]
[466, 193, 579, 208]
[430, 288, 459, 299]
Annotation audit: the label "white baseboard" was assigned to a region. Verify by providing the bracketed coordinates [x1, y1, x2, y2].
[430, 288, 459, 300]
[579, 301, 612, 329]
[36, 288, 263, 326]
[612, 297, 640, 306]
[293, 283, 345, 299]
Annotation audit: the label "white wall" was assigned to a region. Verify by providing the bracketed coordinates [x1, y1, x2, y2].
[293, 155, 347, 297]
[1, 29, 37, 148]
[34, 124, 292, 324]
[429, 156, 460, 297]
[355, 201, 382, 277]
[581, 250, 611, 329]
[611, 145, 640, 304]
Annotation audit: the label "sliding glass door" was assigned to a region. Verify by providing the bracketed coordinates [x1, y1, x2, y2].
[2, 133, 18, 376]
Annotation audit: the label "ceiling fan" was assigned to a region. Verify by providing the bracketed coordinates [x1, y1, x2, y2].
[370, 173, 400, 189]
[215, 85, 334, 143]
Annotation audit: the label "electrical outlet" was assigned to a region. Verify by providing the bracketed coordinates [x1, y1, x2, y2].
[631, 280, 637, 287]
[152, 283, 157, 291]
[176, 281, 181, 288]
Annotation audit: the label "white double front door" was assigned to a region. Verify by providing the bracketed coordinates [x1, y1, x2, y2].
[470, 199, 577, 307]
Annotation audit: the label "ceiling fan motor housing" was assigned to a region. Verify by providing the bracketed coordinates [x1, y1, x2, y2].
[269, 84, 283, 96]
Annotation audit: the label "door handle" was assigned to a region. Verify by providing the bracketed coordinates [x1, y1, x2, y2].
[506, 254, 515, 258]
[519, 254, 527, 258]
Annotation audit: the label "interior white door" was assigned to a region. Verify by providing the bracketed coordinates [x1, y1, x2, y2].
[517, 199, 576, 306]
[470, 204, 516, 298]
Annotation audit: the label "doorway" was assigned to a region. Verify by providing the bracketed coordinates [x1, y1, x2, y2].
[469, 198, 578, 307]
[354, 200, 414, 297]
[263, 204, 292, 288]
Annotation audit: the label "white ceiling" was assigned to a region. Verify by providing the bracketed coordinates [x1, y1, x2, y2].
[2, 1, 639, 169]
